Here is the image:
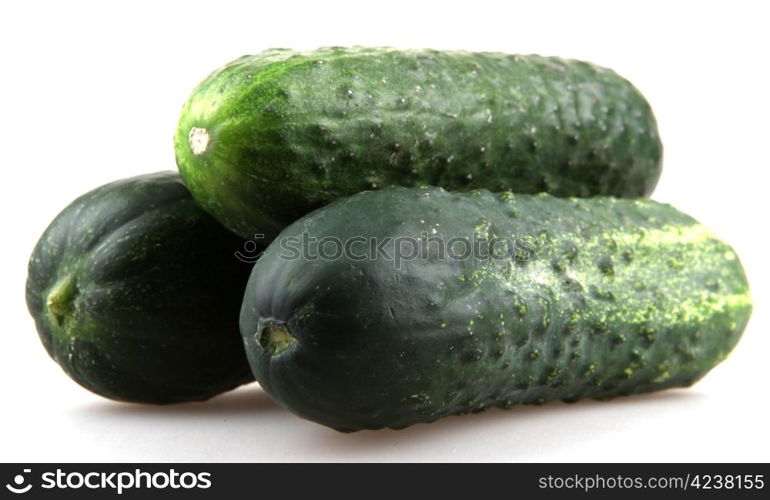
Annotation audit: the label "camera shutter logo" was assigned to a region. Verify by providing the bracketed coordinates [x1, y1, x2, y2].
[5, 469, 32, 494]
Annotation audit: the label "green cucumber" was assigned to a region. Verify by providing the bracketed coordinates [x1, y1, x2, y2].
[176, 47, 662, 238]
[240, 187, 751, 431]
[26, 172, 258, 404]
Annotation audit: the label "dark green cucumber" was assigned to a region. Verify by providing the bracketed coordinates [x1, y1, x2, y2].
[176, 47, 662, 238]
[240, 187, 751, 431]
[26, 172, 259, 404]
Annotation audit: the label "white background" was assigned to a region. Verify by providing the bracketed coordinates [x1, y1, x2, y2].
[1, 0, 768, 462]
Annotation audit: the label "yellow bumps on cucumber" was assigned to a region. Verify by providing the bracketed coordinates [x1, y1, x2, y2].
[176, 47, 663, 239]
[240, 188, 751, 431]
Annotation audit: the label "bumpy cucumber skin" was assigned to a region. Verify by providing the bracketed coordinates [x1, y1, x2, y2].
[176, 47, 663, 238]
[240, 187, 751, 431]
[26, 172, 257, 404]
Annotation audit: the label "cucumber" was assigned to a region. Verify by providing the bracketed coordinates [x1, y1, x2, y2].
[240, 187, 751, 431]
[26, 172, 258, 404]
[176, 47, 662, 238]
